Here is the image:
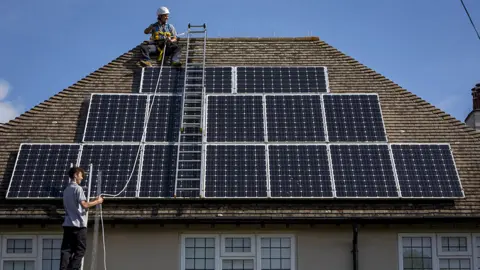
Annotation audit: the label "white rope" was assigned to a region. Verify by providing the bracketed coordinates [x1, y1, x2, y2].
[96, 38, 170, 270]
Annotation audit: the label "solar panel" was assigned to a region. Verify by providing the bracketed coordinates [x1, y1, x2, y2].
[83, 94, 148, 142]
[79, 144, 140, 198]
[205, 67, 233, 93]
[268, 145, 332, 197]
[391, 144, 464, 198]
[141, 67, 232, 94]
[323, 94, 387, 142]
[141, 67, 184, 93]
[145, 95, 181, 142]
[266, 95, 325, 142]
[330, 144, 398, 198]
[236, 67, 328, 93]
[205, 145, 267, 197]
[140, 144, 177, 198]
[207, 95, 264, 142]
[6, 144, 81, 198]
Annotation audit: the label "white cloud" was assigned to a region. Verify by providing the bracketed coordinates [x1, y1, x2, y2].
[0, 79, 9, 100]
[0, 79, 23, 123]
[0, 102, 21, 123]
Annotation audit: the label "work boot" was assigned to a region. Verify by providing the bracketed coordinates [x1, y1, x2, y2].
[171, 61, 182, 67]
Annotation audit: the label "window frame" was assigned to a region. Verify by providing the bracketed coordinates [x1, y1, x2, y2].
[38, 235, 63, 270]
[397, 233, 438, 270]
[437, 256, 473, 270]
[256, 234, 296, 270]
[436, 233, 472, 256]
[220, 235, 256, 257]
[180, 234, 220, 270]
[220, 257, 256, 270]
[1, 258, 37, 270]
[1, 235, 37, 258]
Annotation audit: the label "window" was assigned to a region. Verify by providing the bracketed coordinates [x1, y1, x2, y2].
[0, 235, 62, 270]
[182, 235, 295, 270]
[399, 233, 479, 270]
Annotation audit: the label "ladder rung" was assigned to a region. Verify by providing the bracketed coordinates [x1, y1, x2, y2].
[187, 77, 204, 80]
[185, 99, 202, 102]
[181, 133, 202, 135]
[190, 30, 206, 33]
[184, 107, 202, 111]
[176, 178, 201, 181]
[176, 188, 200, 191]
[185, 84, 203, 87]
[187, 63, 203, 66]
[183, 115, 201, 119]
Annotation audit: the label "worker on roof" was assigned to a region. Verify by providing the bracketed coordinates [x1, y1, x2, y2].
[139, 6, 182, 67]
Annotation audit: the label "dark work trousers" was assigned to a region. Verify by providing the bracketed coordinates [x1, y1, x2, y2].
[60, 226, 87, 270]
[140, 40, 181, 63]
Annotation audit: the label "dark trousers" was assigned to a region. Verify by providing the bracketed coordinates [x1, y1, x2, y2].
[140, 40, 181, 62]
[60, 226, 87, 270]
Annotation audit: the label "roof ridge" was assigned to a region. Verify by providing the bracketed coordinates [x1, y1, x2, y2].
[310, 39, 480, 143]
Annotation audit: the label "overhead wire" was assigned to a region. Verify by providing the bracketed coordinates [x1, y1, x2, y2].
[460, 0, 480, 41]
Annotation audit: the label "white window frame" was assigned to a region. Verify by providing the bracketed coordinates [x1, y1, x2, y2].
[180, 234, 220, 270]
[1, 235, 37, 258]
[38, 235, 63, 270]
[221, 235, 256, 257]
[437, 233, 472, 256]
[220, 257, 256, 270]
[256, 234, 296, 270]
[398, 233, 438, 270]
[471, 234, 480, 270]
[437, 256, 473, 270]
[1, 258, 37, 270]
[181, 234, 296, 270]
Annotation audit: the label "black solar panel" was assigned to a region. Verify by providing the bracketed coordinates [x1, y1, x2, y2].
[207, 96, 264, 142]
[266, 95, 325, 142]
[205, 145, 267, 197]
[7, 144, 80, 198]
[145, 95, 181, 142]
[330, 144, 398, 198]
[391, 144, 464, 198]
[269, 145, 332, 197]
[83, 94, 148, 142]
[236, 67, 328, 93]
[140, 144, 177, 198]
[205, 67, 232, 93]
[141, 67, 232, 94]
[323, 94, 387, 142]
[141, 67, 184, 93]
[79, 144, 140, 198]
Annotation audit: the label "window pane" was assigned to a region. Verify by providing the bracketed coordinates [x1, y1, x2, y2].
[225, 237, 251, 253]
[401, 236, 432, 270]
[441, 237, 468, 252]
[439, 258, 470, 270]
[3, 261, 35, 270]
[261, 237, 292, 270]
[43, 238, 61, 270]
[184, 237, 215, 270]
[6, 239, 33, 254]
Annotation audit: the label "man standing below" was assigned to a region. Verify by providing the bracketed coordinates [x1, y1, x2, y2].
[60, 167, 104, 270]
[139, 6, 182, 67]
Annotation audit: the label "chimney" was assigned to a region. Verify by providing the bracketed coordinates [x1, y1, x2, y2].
[473, 83, 480, 111]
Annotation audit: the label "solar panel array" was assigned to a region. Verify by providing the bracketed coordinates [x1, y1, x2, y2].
[6, 66, 465, 200]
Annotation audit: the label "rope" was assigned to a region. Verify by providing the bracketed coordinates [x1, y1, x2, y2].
[96, 38, 169, 270]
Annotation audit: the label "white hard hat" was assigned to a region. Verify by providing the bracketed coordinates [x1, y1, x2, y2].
[157, 6, 170, 16]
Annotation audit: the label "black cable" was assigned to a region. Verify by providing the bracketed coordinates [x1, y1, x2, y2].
[460, 0, 480, 41]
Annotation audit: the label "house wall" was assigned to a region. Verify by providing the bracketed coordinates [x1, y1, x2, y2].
[1, 223, 479, 270]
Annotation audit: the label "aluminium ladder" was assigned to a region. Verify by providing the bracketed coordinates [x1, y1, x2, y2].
[174, 23, 207, 198]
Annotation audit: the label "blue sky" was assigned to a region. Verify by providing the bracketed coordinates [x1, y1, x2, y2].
[0, 0, 479, 123]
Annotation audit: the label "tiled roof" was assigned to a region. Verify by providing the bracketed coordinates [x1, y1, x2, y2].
[1, 37, 479, 223]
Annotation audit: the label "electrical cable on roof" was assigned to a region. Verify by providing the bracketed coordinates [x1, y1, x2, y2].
[460, 0, 480, 41]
